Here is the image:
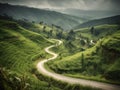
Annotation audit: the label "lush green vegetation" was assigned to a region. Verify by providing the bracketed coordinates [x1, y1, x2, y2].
[17, 19, 66, 39]
[75, 24, 120, 40]
[0, 19, 64, 90]
[0, 17, 99, 90]
[1, 9, 120, 89]
[0, 19, 52, 72]
[50, 24, 120, 59]
[47, 29, 120, 84]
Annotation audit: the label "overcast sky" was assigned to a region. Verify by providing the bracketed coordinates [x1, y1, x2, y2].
[0, 0, 120, 10]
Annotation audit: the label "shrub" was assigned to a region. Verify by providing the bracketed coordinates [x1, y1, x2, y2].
[104, 70, 120, 81]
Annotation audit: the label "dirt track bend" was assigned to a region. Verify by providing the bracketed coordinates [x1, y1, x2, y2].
[37, 39, 120, 90]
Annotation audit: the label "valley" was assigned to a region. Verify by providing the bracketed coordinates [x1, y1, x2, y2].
[37, 39, 120, 90]
[0, 2, 120, 90]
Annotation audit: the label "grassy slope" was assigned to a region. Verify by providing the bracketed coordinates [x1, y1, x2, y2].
[75, 24, 120, 40]
[0, 19, 100, 90]
[0, 20, 51, 71]
[74, 15, 120, 29]
[50, 24, 120, 60]
[47, 29, 120, 84]
[17, 20, 66, 39]
[17, 20, 83, 56]
[49, 24, 120, 57]
[0, 20, 62, 90]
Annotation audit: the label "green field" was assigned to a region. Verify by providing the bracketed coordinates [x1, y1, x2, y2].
[0, 19, 63, 90]
[46, 29, 120, 84]
[0, 13, 120, 90]
[0, 18, 100, 90]
[75, 24, 120, 40]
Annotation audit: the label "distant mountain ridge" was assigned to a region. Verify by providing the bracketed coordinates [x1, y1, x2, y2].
[74, 15, 120, 29]
[0, 3, 87, 30]
[61, 9, 120, 19]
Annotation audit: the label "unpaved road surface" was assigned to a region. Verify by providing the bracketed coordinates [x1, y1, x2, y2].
[37, 40, 120, 90]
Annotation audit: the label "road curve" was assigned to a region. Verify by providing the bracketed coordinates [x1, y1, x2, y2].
[37, 39, 120, 90]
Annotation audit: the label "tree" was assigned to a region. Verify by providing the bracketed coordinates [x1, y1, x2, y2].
[56, 31, 63, 39]
[39, 21, 43, 25]
[48, 30, 53, 37]
[50, 30, 53, 35]
[52, 24, 54, 29]
[80, 39, 86, 46]
[0, 13, 13, 20]
[90, 26, 94, 34]
[66, 30, 75, 40]
[32, 21, 35, 23]
[43, 26, 46, 32]
[86, 37, 90, 46]
[94, 30, 100, 36]
[69, 29, 74, 35]
[81, 53, 84, 70]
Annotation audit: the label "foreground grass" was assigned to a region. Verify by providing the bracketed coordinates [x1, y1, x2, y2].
[0, 19, 63, 90]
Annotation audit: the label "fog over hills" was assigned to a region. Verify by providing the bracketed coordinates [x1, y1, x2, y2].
[0, 3, 88, 30]
[0, 0, 120, 90]
[59, 9, 120, 19]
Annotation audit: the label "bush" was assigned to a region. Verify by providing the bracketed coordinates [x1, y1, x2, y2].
[104, 70, 120, 81]
[0, 67, 30, 90]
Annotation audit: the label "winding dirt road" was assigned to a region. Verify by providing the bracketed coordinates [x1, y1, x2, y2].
[37, 39, 120, 90]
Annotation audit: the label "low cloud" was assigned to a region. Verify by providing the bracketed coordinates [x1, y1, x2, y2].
[0, 0, 120, 10]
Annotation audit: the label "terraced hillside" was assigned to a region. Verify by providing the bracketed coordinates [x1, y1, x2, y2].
[75, 24, 120, 40]
[0, 13, 120, 90]
[0, 19, 65, 90]
[47, 28, 120, 84]
[0, 17, 102, 90]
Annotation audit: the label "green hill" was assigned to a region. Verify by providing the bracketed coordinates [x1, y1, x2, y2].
[0, 20, 52, 70]
[0, 7, 120, 89]
[47, 29, 120, 84]
[0, 18, 98, 90]
[0, 19, 64, 90]
[0, 3, 87, 30]
[16, 19, 65, 39]
[75, 24, 120, 40]
[74, 15, 120, 29]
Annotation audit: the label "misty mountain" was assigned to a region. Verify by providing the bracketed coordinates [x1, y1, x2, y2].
[0, 3, 87, 30]
[74, 15, 120, 29]
[61, 9, 120, 19]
